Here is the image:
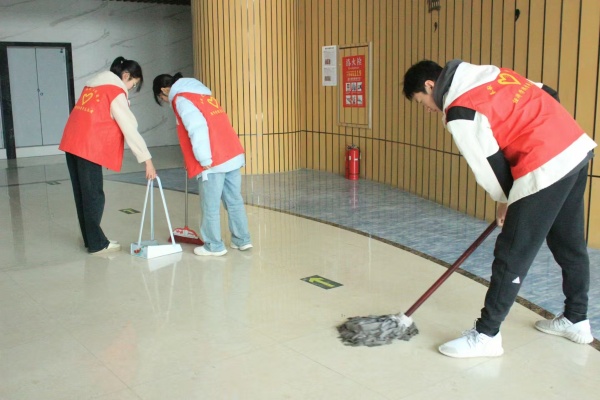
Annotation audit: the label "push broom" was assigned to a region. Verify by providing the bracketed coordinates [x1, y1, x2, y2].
[168, 169, 204, 246]
[337, 221, 497, 346]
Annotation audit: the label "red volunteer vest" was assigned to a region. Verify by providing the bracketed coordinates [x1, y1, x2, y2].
[172, 93, 244, 178]
[59, 85, 126, 171]
[447, 68, 585, 179]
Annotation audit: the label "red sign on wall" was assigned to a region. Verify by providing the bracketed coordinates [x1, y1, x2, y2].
[342, 55, 365, 108]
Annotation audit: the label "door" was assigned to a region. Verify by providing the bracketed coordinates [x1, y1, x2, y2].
[0, 89, 3, 150]
[7, 46, 71, 147]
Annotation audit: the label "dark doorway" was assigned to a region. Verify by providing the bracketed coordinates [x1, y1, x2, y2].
[0, 42, 75, 159]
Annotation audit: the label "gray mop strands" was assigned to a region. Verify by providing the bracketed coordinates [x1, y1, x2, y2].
[337, 313, 418, 346]
[337, 222, 497, 347]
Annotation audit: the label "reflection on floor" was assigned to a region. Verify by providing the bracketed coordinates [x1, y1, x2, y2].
[1, 146, 599, 399]
[108, 166, 600, 342]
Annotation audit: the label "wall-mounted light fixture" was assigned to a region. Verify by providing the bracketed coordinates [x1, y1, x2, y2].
[428, 0, 441, 13]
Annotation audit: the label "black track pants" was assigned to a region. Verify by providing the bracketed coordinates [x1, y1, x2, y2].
[476, 166, 590, 336]
[65, 153, 109, 252]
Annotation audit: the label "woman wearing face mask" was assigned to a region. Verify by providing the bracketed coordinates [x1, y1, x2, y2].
[60, 56, 157, 255]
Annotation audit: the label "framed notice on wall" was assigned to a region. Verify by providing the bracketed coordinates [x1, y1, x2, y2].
[322, 45, 337, 86]
[342, 55, 365, 108]
[338, 42, 372, 128]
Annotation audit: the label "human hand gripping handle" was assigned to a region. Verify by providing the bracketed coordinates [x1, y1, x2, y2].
[496, 202, 508, 227]
[145, 159, 157, 180]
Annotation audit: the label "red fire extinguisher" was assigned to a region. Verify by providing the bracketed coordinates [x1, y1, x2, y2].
[345, 145, 360, 180]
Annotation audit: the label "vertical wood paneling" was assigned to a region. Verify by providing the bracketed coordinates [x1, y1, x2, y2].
[371, 0, 381, 182]
[458, 0, 470, 215]
[558, 0, 580, 115]
[298, 0, 307, 169]
[576, 0, 598, 239]
[529, 1, 547, 81]
[436, 1, 447, 206]
[444, 0, 456, 210]
[324, 0, 333, 173]
[337, 0, 347, 156]
[310, 0, 319, 170]
[384, 21, 393, 186]
[595, 42, 600, 180]
[191, 0, 600, 247]
[315, 0, 600, 243]
[450, 0, 463, 212]
[575, 0, 600, 135]
[502, 0, 516, 68]
[470, 0, 484, 220]
[317, 0, 326, 173]
[428, 4, 439, 202]
[422, 5, 432, 198]
[300, 0, 599, 243]
[330, 0, 341, 175]
[415, 4, 426, 197]
[542, 0, 561, 87]
[403, 0, 412, 191]
[192, 0, 299, 176]
[513, 0, 529, 75]
[481, 0, 496, 220]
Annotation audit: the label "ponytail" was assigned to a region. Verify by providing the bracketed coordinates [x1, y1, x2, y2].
[110, 56, 144, 92]
[152, 73, 183, 105]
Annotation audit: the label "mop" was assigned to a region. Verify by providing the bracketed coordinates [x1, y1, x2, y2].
[168, 169, 204, 245]
[337, 221, 497, 346]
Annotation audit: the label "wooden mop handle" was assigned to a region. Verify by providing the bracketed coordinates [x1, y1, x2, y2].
[404, 221, 497, 317]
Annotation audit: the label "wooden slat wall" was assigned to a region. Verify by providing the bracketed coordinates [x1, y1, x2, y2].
[189, 1, 600, 248]
[191, 0, 299, 175]
[296, 0, 600, 247]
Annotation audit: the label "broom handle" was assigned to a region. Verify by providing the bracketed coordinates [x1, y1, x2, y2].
[184, 169, 189, 227]
[156, 176, 178, 245]
[404, 221, 497, 317]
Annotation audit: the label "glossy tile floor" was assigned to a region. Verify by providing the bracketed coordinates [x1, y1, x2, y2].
[1, 146, 599, 399]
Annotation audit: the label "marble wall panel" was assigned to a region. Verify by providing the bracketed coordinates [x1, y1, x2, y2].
[0, 0, 194, 151]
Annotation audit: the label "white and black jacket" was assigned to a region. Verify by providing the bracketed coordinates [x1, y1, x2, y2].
[434, 60, 596, 204]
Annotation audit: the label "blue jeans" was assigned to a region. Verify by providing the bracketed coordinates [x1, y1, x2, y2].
[198, 169, 251, 252]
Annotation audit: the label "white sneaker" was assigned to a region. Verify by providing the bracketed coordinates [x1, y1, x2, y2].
[89, 242, 121, 255]
[85, 239, 118, 249]
[231, 243, 253, 251]
[534, 314, 593, 344]
[194, 246, 227, 257]
[439, 328, 504, 358]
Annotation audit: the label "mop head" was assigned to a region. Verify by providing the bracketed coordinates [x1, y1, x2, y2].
[337, 313, 418, 346]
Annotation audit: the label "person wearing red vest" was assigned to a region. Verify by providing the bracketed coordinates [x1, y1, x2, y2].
[60, 57, 156, 255]
[152, 73, 251, 256]
[403, 60, 596, 358]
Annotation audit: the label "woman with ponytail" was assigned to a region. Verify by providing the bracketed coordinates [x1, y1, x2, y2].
[152, 73, 251, 257]
[60, 56, 157, 255]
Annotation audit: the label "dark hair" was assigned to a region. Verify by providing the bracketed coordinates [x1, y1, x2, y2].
[152, 73, 183, 105]
[402, 60, 443, 100]
[110, 56, 144, 93]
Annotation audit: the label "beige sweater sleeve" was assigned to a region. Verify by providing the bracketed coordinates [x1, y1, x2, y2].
[110, 93, 152, 163]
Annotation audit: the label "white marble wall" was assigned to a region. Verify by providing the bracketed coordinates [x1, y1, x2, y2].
[0, 0, 193, 152]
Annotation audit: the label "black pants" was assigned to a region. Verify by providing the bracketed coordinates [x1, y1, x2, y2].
[65, 153, 109, 253]
[476, 166, 590, 336]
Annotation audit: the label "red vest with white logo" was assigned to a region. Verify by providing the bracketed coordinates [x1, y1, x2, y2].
[447, 68, 585, 180]
[172, 93, 244, 178]
[59, 85, 126, 171]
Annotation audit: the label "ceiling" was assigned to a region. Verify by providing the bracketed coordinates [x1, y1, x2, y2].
[109, 0, 191, 5]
